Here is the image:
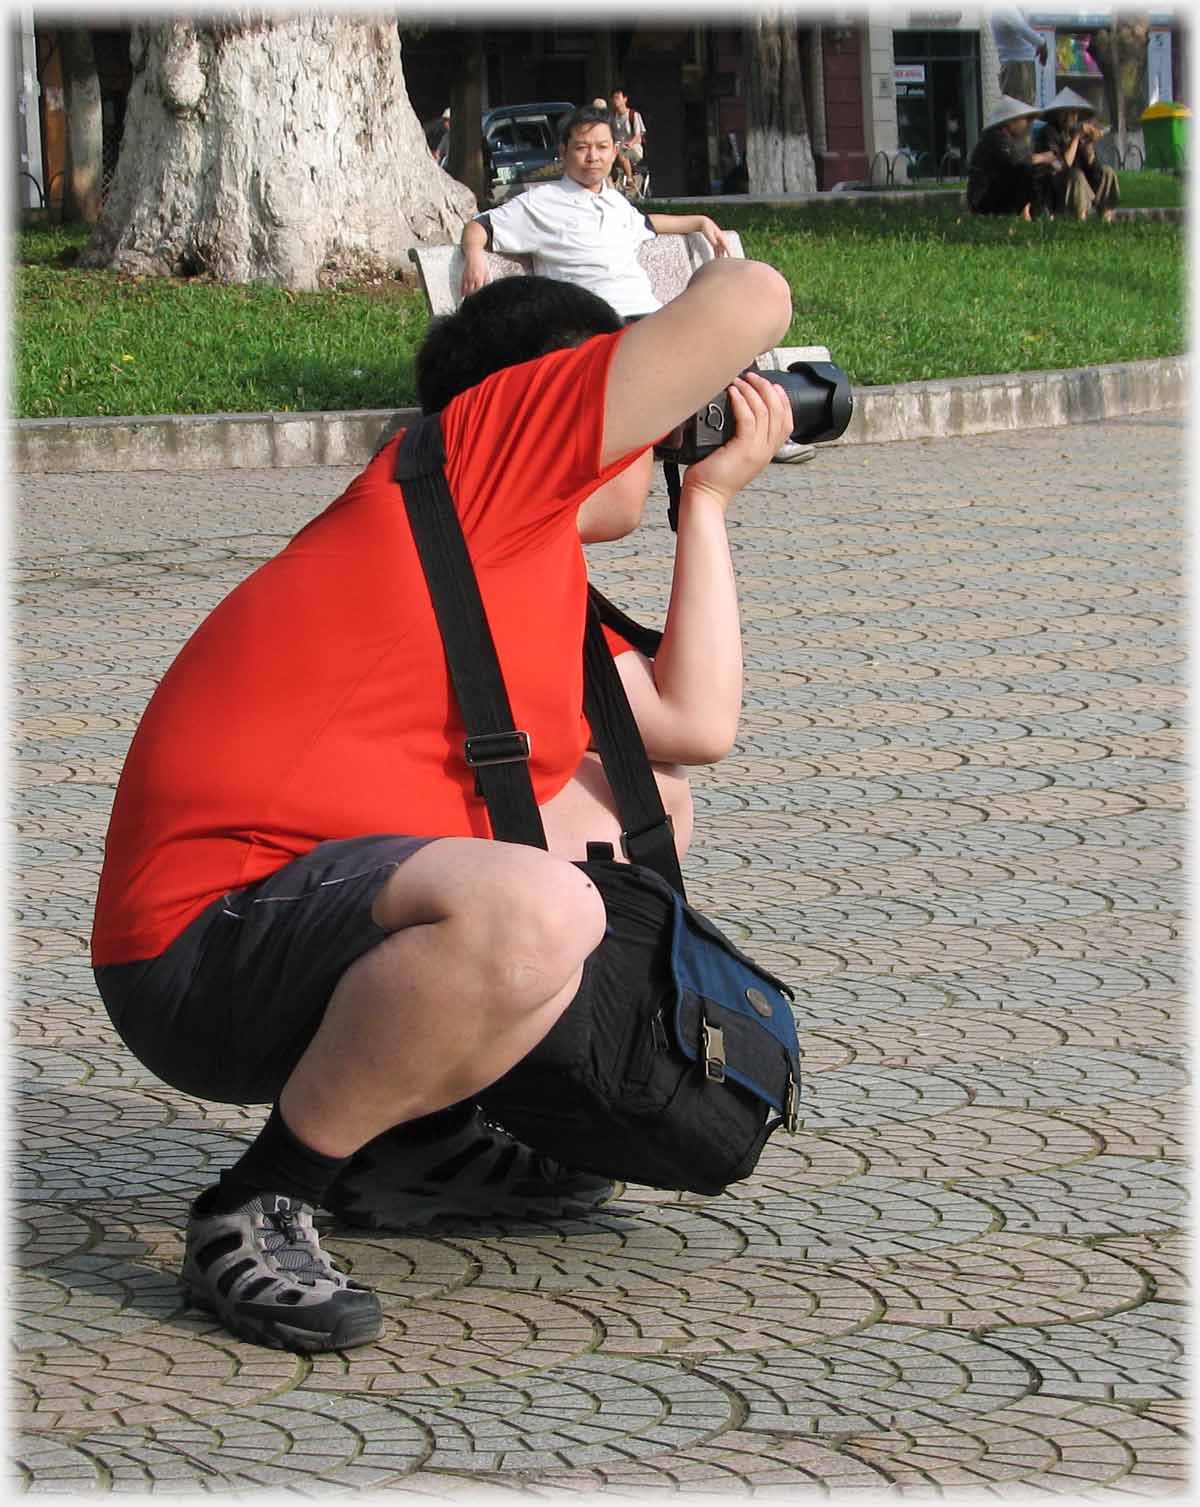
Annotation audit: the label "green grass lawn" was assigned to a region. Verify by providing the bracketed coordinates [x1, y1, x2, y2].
[13, 184, 1186, 418]
[881, 170, 1183, 207]
[660, 192, 1186, 385]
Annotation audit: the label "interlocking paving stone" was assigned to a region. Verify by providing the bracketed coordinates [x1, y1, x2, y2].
[11, 413, 1186, 1492]
[985, 1302, 1186, 1402]
[697, 1324, 1037, 1434]
[965, 1157, 1188, 1238]
[840, 1397, 1189, 1493]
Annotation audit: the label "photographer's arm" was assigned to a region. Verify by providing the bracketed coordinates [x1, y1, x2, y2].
[601, 257, 791, 468]
[613, 375, 792, 764]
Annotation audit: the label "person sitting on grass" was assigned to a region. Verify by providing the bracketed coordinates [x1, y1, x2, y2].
[461, 104, 813, 464]
[967, 95, 1056, 219]
[1038, 87, 1120, 221]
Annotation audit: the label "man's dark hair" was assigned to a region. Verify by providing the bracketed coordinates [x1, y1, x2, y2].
[612, 85, 628, 97]
[416, 274, 623, 414]
[558, 105, 614, 145]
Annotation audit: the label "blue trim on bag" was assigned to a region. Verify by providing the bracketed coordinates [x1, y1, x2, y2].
[667, 893, 801, 1115]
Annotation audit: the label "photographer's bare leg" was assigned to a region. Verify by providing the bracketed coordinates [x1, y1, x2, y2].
[280, 840, 605, 1158]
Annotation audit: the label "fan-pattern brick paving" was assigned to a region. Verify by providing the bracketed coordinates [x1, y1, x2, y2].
[11, 412, 1187, 1494]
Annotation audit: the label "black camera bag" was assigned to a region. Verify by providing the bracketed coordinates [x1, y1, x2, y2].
[393, 416, 801, 1195]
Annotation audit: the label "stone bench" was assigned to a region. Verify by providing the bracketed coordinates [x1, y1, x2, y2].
[408, 230, 829, 371]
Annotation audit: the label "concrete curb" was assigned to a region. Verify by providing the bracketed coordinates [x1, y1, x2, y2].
[839, 354, 1189, 446]
[11, 356, 1187, 475]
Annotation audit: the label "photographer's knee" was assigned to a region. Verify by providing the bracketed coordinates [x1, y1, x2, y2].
[480, 855, 605, 1013]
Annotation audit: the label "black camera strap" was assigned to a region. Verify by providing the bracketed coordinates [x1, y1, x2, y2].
[394, 414, 683, 895]
[394, 416, 547, 849]
[587, 585, 663, 659]
[582, 597, 684, 894]
[663, 461, 683, 532]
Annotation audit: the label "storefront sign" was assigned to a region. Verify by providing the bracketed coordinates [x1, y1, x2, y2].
[894, 64, 927, 83]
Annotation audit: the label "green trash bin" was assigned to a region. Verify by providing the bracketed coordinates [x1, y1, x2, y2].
[1140, 101, 1190, 171]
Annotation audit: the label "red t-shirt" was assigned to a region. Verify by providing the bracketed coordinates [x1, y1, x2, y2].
[92, 330, 645, 965]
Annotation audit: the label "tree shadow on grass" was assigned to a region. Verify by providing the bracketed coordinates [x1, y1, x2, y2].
[242, 351, 419, 415]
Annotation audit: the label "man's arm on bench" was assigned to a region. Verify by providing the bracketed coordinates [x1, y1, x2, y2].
[646, 212, 732, 258]
[600, 257, 792, 469]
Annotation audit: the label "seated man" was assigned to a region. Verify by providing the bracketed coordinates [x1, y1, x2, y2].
[967, 96, 1055, 218]
[461, 104, 812, 463]
[91, 258, 794, 1352]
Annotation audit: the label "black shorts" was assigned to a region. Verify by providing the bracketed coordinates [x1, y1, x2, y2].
[94, 836, 677, 1109]
[94, 835, 434, 1105]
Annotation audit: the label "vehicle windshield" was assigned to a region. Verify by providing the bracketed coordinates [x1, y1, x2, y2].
[487, 115, 556, 153]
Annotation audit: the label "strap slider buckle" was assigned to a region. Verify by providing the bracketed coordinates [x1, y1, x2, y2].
[464, 731, 532, 768]
[620, 813, 675, 865]
[700, 1018, 726, 1083]
[784, 1074, 800, 1134]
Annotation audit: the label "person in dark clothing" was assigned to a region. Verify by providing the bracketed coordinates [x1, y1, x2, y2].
[967, 96, 1054, 218]
[1038, 87, 1120, 220]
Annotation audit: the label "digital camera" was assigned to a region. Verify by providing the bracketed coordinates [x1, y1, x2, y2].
[655, 361, 852, 466]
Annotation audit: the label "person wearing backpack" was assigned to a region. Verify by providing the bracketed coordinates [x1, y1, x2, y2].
[91, 257, 795, 1353]
[610, 86, 647, 194]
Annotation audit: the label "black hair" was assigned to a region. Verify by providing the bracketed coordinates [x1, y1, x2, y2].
[416, 273, 624, 414]
[612, 85, 628, 97]
[558, 105, 615, 145]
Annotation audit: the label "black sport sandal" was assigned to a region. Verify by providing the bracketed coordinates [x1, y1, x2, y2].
[325, 1108, 618, 1231]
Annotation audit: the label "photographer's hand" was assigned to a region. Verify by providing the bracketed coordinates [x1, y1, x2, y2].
[682, 374, 793, 509]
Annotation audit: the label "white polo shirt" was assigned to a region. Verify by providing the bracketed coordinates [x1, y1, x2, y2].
[478, 176, 659, 317]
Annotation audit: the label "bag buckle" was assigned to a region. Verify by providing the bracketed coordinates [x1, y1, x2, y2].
[700, 1018, 726, 1083]
[620, 814, 674, 865]
[464, 730, 532, 768]
[784, 1074, 800, 1133]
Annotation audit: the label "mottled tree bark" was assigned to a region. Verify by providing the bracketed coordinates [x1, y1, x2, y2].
[746, 12, 817, 195]
[80, 14, 476, 290]
[1094, 14, 1150, 158]
[60, 27, 103, 224]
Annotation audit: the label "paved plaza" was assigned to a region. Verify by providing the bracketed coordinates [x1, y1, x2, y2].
[12, 413, 1188, 1495]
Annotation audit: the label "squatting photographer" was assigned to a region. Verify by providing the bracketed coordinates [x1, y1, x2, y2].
[91, 255, 798, 1352]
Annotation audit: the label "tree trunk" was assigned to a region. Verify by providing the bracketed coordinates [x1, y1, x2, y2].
[79, 15, 476, 290]
[60, 27, 103, 224]
[1095, 14, 1150, 159]
[746, 12, 817, 194]
[446, 28, 486, 204]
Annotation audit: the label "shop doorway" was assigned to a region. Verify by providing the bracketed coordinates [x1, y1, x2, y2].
[894, 29, 981, 179]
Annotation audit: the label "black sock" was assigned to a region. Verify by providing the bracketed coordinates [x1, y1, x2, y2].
[381, 1100, 477, 1147]
[204, 1104, 350, 1214]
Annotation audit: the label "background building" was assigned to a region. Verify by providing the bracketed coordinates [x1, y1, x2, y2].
[16, 9, 1189, 217]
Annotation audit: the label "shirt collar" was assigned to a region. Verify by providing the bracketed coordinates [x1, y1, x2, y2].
[559, 174, 619, 206]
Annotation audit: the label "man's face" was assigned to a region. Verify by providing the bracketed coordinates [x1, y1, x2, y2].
[1006, 116, 1032, 139]
[612, 91, 627, 112]
[564, 123, 618, 191]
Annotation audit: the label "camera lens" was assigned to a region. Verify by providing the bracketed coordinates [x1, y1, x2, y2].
[760, 362, 853, 445]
